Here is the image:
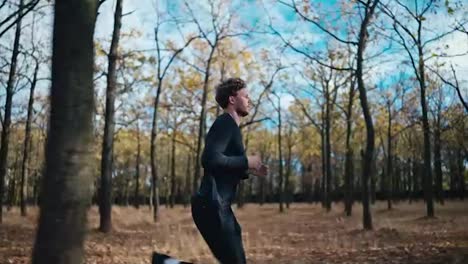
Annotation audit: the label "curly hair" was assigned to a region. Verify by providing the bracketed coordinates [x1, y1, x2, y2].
[215, 78, 246, 109]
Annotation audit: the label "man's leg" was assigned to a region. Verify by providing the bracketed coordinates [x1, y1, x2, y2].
[191, 197, 246, 264]
[221, 210, 246, 264]
[191, 196, 228, 262]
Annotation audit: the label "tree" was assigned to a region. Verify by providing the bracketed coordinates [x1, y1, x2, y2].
[0, 0, 39, 39]
[277, 0, 379, 229]
[99, 0, 123, 234]
[268, 90, 285, 212]
[429, 64, 468, 113]
[32, 0, 98, 262]
[343, 72, 356, 216]
[355, 0, 379, 229]
[378, 77, 409, 210]
[378, 0, 464, 217]
[238, 56, 282, 208]
[133, 117, 141, 208]
[0, 0, 24, 224]
[183, 0, 250, 193]
[20, 43, 41, 217]
[150, 4, 198, 222]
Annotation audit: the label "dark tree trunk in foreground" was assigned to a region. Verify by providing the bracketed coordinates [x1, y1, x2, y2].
[32, 0, 98, 263]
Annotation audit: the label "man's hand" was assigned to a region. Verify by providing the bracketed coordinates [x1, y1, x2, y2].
[247, 154, 262, 170]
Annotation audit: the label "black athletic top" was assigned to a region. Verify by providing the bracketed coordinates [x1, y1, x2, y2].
[198, 113, 249, 206]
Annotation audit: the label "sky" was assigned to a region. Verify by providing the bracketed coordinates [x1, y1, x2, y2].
[1, 0, 467, 125]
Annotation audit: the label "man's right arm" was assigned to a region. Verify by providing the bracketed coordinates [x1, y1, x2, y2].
[202, 118, 249, 171]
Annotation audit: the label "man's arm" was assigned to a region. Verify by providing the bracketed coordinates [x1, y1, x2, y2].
[202, 118, 248, 171]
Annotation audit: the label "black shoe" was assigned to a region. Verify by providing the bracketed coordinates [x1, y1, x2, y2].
[152, 252, 193, 264]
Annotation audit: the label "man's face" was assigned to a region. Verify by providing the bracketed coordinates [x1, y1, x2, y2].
[232, 88, 250, 117]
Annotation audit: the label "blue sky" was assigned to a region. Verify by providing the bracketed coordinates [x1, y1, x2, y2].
[1, 0, 466, 125]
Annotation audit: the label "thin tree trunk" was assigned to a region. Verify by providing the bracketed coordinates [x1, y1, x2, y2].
[418, 44, 434, 217]
[277, 96, 284, 213]
[356, 0, 378, 230]
[193, 47, 216, 193]
[434, 124, 443, 204]
[0, 0, 23, 223]
[386, 104, 393, 210]
[170, 117, 177, 208]
[99, 0, 123, 233]
[32, 0, 97, 262]
[325, 89, 332, 211]
[285, 127, 293, 209]
[320, 125, 326, 208]
[20, 57, 39, 216]
[183, 152, 192, 208]
[134, 121, 141, 208]
[344, 78, 355, 216]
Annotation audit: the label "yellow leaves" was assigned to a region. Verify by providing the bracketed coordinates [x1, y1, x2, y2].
[185, 74, 202, 90]
[120, 29, 143, 39]
[95, 41, 107, 57]
[192, 38, 209, 51]
[241, 51, 253, 61]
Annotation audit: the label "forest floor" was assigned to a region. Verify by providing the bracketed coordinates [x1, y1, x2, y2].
[1, 201, 468, 264]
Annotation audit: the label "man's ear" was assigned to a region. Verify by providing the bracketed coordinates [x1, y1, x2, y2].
[228, 95, 235, 105]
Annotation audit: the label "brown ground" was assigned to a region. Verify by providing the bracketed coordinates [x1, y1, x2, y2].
[1, 201, 468, 264]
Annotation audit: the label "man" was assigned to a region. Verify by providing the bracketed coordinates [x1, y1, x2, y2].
[191, 77, 268, 264]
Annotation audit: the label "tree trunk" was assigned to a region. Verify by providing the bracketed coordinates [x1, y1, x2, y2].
[134, 121, 141, 208]
[183, 152, 192, 208]
[356, 0, 378, 230]
[99, 0, 123, 233]
[344, 79, 355, 216]
[285, 128, 293, 209]
[20, 57, 38, 216]
[417, 42, 434, 217]
[386, 105, 393, 210]
[7, 163, 17, 210]
[193, 47, 216, 193]
[170, 118, 177, 208]
[320, 124, 326, 208]
[325, 90, 332, 211]
[434, 125, 443, 204]
[0, 0, 23, 224]
[32, 0, 97, 262]
[277, 97, 284, 213]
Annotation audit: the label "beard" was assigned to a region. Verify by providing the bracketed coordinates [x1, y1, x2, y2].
[236, 107, 249, 117]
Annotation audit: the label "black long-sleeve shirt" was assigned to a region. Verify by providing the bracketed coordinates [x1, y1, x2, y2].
[198, 113, 249, 206]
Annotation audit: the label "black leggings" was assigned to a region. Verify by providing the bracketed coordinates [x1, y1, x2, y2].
[191, 195, 246, 264]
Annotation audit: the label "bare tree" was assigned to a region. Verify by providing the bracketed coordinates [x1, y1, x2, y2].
[99, 0, 124, 233]
[377, 0, 464, 217]
[150, 5, 199, 222]
[277, 0, 379, 229]
[428, 64, 468, 112]
[183, 0, 251, 194]
[134, 118, 141, 208]
[20, 46, 40, 217]
[0, 0, 39, 39]
[237, 63, 283, 208]
[0, 0, 24, 224]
